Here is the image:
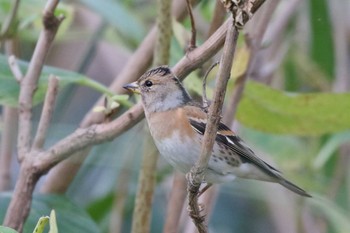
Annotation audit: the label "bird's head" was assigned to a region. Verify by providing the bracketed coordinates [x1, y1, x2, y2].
[123, 66, 191, 112]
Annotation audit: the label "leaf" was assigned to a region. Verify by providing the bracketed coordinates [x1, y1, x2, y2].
[16, 0, 74, 41]
[231, 44, 250, 80]
[308, 194, 350, 233]
[0, 193, 101, 233]
[0, 226, 18, 233]
[0, 54, 115, 107]
[80, 0, 144, 44]
[32, 216, 49, 233]
[48, 210, 58, 233]
[313, 132, 350, 169]
[236, 81, 350, 135]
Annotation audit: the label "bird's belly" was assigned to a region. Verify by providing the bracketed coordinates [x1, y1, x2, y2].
[153, 132, 199, 174]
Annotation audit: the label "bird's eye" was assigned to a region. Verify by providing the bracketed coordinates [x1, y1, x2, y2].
[145, 80, 153, 87]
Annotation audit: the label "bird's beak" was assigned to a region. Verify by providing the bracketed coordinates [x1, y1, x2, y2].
[123, 81, 141, 94]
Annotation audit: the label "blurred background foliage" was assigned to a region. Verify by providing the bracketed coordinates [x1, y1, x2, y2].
[0, 0, 350, 232]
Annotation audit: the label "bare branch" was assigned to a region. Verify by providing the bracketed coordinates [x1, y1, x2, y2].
[17, 0, 64, 162]
[202, 61, 219, 110]
[132, 0, 173, 231]
[32, 75, 59, 150]
[8, 55, 23, 82]
[187, 18, 239, 232]
[163, 172, 187, 233]
[0, 107, 18, 191]
[0, 0, 20, 39]
[41, 15, 229, 194]
[186, 0, 197, 50]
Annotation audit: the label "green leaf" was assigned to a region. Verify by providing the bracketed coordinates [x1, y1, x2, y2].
[32, 216, 49, 233]
[236, 81, 350, 135]
[310, 0, 334, 77]
[80, 0, 145, 45]
[0, 54, 114, 107]
[313, 132, 350, 169]
[0, 226, 18, 233]
[0, 193, 101, 233]
[16, 0, 74, 41]
[308, 194, 350, 233]
[48, 210, 58, 233]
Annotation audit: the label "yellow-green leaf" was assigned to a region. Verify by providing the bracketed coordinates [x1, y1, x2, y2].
[236, 81, 350, 135]
[32, 216, 49, 233]
[48, 210, 58, 233]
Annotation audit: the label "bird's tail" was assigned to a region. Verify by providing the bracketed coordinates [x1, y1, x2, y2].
[278, 178, 311, 197]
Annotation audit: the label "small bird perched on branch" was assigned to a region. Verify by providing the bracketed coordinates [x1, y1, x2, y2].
[123, 66, 311, 197]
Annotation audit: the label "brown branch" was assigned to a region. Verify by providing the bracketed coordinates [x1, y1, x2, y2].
[32, 75, 59, 150]
[40, 10, 228, 194]
[0, 107, 18, 191]
[207, 1, 227, 37]
[131, 133, 159, 232]
[40, 0, 201, 194]
[3, 0, 64, 231]
[17, 0, 64, 162]
[0, 0, 20, 40]
[163, 172, 188, 233]
[132, 0, 172, 231]
[8, 55, 23, 82]
[186, 0, 197, 50]
[109, 148, 137, 233]
[186, 18, 239, 233]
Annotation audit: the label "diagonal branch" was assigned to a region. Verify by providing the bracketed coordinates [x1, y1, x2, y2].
[17, 0, 64, 162]
[32, 75, 59, 150]
[186, 18, 239, 233]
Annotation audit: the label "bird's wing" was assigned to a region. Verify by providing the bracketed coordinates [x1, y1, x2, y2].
[184, 105, 281, 179]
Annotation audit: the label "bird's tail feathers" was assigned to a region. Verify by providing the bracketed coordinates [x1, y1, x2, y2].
[278, 179, 311, 197]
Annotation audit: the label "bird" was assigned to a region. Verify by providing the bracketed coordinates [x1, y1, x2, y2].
[123, 66, 311, 197]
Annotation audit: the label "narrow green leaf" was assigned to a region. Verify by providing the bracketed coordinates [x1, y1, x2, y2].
[313, 132, 350, 169]
[80, 0, 144, 44]
[310, 0, 334, 77]
[0, 193, 101, 233]
[32, 216, 49, 233]
[236, 81, 350, 135]
[0, 226, 18, 233]
[48, 210, 58, 233]
[0, 54, 113, 107]
[308, 194, 350, 233]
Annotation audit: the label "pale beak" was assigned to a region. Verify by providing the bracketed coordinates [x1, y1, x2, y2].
[123, 81, 141, 94]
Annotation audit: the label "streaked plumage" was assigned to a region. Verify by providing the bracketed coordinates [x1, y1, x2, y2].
[124, 66, 311, 197]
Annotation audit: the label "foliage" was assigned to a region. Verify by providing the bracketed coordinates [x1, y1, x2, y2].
[0, 0, 349, 232]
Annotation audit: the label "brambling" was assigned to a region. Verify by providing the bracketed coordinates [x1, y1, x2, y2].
[124, 66, 311, 197]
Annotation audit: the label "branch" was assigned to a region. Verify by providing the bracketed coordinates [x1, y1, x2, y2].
[0, 107, 17, 191]
[186, 0, 197, 50]
[0, 0, 20, 39]
[162, 172, 187, 233]
[186, 18, 239, 233]
[32, 75, 59, 150]
[132, 0, 172, 231]
[17, 0, 64, 161]
[8, 55, 23, 82]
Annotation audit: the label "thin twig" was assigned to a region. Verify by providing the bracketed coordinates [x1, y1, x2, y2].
[207, 1, 226, 37]
[202, 61, 219, 110]
[32, 75, 59, 150]
[186, 18, 239, 233]
[17, 0, 64, 162]
[3, 0, 64, 231]
[40, 16, 229, 194]
[0, 107, 18, 191]
[186, 0, 197, 50]
[8, 55, 23, 82]
[132, 0, 172, 231]
[0, 0, 20, 39]
[163, 172, 188, 233]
